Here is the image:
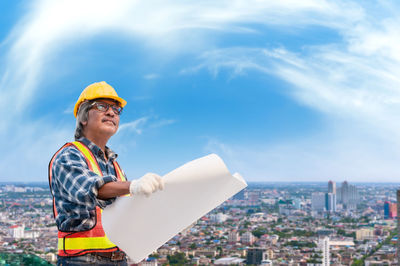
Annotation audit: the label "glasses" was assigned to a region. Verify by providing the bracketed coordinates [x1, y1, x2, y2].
[90, 101, 123, 115]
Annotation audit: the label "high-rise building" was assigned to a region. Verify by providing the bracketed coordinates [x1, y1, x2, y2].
[325, 193, 336, 212]
[8, 225, 24, 239]
[228, 230, 239, 243]
[312, 192, 326, 212]
[293, 198, 302, 210]
[246, 248, 266, 265]
[383, 201, 397, 219]
[319, 237, 330, 266]
[241, 231, 254, 245]
[278, 199, 295, 216]
[328, 181, 336, 194]
[338, 181, 359, 209]
[210, 213, 228, 223]
[356, 228, 374, 240]
[348, 184, 359, 209]
[390, 203, 397, 219]
[247, 191, 261, 205]
[384, 201, 390, 219]
[339, 181, 349, 204]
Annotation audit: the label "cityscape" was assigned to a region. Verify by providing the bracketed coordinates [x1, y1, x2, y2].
[0, 181, 399, 265]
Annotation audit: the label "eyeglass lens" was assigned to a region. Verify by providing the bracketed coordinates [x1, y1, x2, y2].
[93, 102, 122, 115]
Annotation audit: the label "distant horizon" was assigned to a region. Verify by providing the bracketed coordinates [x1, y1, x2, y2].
[1, 180, 400, 186]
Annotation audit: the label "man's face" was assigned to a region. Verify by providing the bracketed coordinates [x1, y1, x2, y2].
[84, 99, 120, 138]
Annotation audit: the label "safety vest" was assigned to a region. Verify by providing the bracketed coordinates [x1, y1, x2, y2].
[48, 141, 127, 256]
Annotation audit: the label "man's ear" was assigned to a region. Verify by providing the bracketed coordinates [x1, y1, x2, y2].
[81, 112, 89, 126]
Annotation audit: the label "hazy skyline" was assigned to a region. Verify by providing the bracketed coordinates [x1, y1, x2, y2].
[1, 1, 400, 182]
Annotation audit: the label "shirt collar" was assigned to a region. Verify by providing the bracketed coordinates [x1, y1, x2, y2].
[77, 137, 118, 161]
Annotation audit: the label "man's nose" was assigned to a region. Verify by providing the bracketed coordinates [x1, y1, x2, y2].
[105, 106, 115, 117]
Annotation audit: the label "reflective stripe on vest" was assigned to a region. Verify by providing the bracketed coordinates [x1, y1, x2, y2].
[48, 141, 126, 256]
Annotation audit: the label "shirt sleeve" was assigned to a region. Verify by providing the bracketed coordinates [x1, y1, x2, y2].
[52, 146, 117, 209]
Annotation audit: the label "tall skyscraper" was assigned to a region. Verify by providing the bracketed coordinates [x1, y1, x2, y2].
[338, 181, 359, 209]
[320, 237, 330, 266]
[384, 201, 390, 219]
[327, 181, 337, 212]
[328, 181, 336, 194]
[312, 192, 326, 212]
[390, 203, 397, 219]
[340, 181, 349, 204]
[325, 193, 336, 212]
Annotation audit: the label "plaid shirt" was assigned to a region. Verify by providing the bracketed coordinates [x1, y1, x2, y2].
[50, 137, 126, 232]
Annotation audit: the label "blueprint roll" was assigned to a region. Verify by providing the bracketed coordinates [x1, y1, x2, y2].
[102, 153, 247, 263]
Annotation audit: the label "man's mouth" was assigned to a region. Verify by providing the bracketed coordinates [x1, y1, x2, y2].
[102, 119, 116, 126]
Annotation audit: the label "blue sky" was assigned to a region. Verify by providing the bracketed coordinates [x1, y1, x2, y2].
[1, 0, 400, 182]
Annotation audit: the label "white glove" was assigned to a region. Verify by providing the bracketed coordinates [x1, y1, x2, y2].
[129, 173, 164, 197]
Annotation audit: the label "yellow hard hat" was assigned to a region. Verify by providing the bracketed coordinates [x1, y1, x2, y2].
[73, 81, 127, 117]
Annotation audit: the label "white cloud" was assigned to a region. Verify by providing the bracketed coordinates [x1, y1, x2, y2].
[188, 36, 400, 144]
[118, 117, 149, 135]
[149, 119, 176, 128]
[118, 116, 175, 134]
[1, 0, 362, 118]
[63, 103, 74, 114]
[204, 138, 236, 158]
[184, 2, 400, 181]
[143, 74, 160, 80]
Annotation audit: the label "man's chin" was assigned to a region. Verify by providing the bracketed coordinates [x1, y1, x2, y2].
[100, 125, 118, 136]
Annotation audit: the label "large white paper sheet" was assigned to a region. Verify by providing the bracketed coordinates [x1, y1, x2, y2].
[102, 153, 247, 263]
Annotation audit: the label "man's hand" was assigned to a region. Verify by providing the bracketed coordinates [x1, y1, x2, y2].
[129, 173, 164, 197]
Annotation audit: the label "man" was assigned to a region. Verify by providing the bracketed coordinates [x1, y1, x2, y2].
[48, 81, 164, 265]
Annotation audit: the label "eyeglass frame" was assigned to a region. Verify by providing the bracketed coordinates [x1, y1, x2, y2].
[90, 101, 123, 115]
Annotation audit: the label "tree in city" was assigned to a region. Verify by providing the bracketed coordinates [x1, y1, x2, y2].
[167, 252, 187, 265]
[252, 226, 268, 238]
[217, 246, 223, 257]
[243, 221, 251, 229]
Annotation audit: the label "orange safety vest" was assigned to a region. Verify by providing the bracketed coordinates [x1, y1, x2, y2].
[48, 141, 127, 256]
